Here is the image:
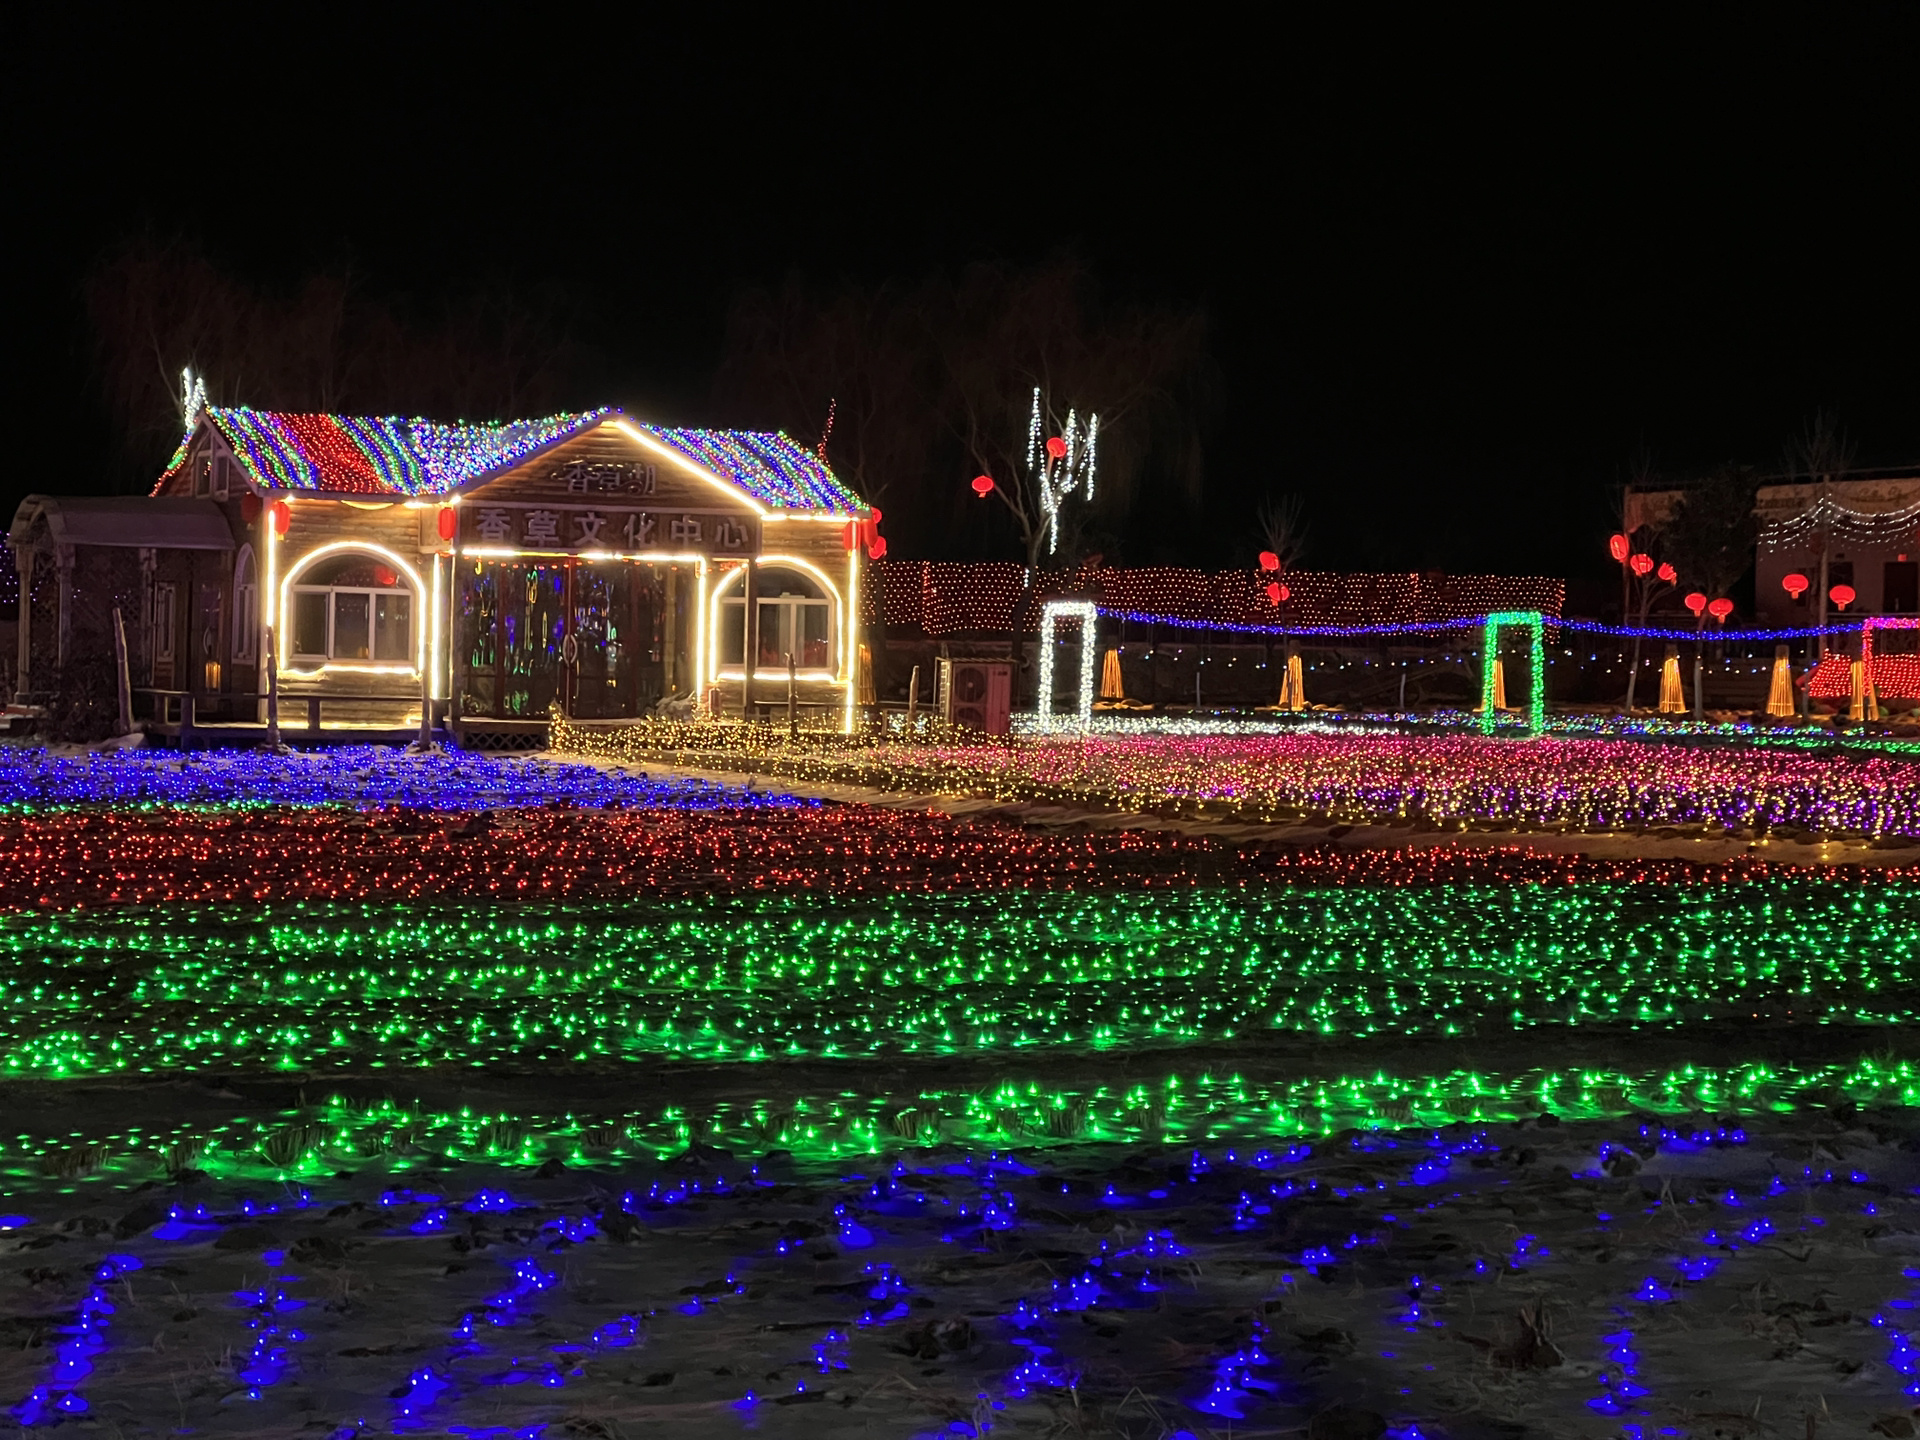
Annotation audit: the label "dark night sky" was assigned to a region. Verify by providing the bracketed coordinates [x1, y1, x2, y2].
[6, 8, 1918, 589]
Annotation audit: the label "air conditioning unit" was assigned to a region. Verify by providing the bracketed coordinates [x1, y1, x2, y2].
[936, 658, 1012, 735]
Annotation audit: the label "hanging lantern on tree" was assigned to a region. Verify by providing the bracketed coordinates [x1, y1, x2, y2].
[270, 500, 291, 537]
[437, 506, 457, 541]
[1656, 562, 1677, 584]
[1782, 572, 1810, 599]
[1684, 591, 1707, 616]
[1707, 598, 1733, 624]
[971, 474, 995, 497]
[1630, 553, 1654, 577]
[1045, 437, 1068, 460]
[868, 536, 887, 560]
[1609, 534, 1630, 563]
[1257, 550, 1280, 572]
[240, 493, 262, 525]
[1265, 581, 1287, 606]
[1830, 583, 1856, 610]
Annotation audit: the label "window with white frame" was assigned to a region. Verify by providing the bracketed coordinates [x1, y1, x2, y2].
[290, 554, 414, 664]
[232, 546, 258, 662]
[717, 565, 833, 669]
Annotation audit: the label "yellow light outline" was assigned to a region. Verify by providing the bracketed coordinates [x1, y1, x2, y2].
[276, 539, 428, 677]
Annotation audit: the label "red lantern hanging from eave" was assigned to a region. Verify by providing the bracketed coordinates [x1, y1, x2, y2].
[240, 492, 263, 525]
[437, 506, 457, 541]
[843, 521, 859, 552]
[269, 500, 291, 537]
[1257, 550, 1280, 572]
[1630, 553, 1654, 577]
[1684, 591, 1707, 616]
[1609, 533, 1630, 563]
[1656, 562, 1677, 584]
[1782, 572, 1810, 599]
[971, 474, 995, 497]
[1707, 597, 1734, 624]
[1830, 583, 1856, 611]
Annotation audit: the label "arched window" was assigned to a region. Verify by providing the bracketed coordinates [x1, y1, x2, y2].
[717, 565, 834, 669]
[290, 553, 414, 663]
[232, 546, 258, 662]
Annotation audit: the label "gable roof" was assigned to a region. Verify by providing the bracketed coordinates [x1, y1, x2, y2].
[156, 407, 869, 515]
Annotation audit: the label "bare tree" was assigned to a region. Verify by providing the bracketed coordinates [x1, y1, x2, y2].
[1255, 493, 1310, 571]
[1782, 409, 1857, 655]
[84, 236, 574, 488]
[711, 276, 939, 514]
[937, 259, 1210, 568]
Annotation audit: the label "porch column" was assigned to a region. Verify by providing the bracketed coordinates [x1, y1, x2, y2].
[740, 558, 758, 720]
[55, 545, 74, 672]
[12, 546, 31, 703]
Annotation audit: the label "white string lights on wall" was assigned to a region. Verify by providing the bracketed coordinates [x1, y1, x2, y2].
[1759, 493, 1920, 553]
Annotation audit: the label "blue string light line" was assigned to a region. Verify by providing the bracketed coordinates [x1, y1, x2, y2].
[1095, 607, 1865, 643]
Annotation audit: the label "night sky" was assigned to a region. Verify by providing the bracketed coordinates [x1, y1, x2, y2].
[8, 10, 1918, 590]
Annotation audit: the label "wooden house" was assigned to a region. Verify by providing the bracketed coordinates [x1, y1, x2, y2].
[8, 399, 873, 742]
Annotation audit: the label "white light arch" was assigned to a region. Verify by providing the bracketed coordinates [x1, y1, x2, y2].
[275, 541, 429, 677]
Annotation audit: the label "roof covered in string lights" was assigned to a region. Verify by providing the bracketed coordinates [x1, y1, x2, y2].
[155, 407, 869, 513]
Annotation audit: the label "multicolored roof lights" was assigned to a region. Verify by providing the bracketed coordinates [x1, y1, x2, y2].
[638, 426, 868, 514]
[155, 408, 870, 513]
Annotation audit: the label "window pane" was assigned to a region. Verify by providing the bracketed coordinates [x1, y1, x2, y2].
[757, 600, 787, 666]
[720, 600, 745, 666]
[373, 592, 412, 661]
[293, 592, 329, 657]
[332, 592, 371, 659]
[801, 602, 831, 668]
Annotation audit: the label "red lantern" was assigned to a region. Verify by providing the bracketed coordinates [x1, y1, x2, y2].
[1830, 583, 1856, 611]
[1608, 533, 1630, 563]
[270, 500, 291, 537]
[971, 474, 995, 497]
[373, 565, 398, 588]
[1045, 437, 1068, 460]
[437, 506, 457, 541]
[240, 493, 262, 525]
[1264, 581, 1283, 606]
[1782, 572, 1809, 599]
[1707, 597, 1733, 623]
[867, 536, 887, 560]
[1257, 550, 1280, 572]
[1630, 553, 1654, 577]
[869, 506, 882, 526]
[843, 521, 859, 551]
[1684, 591, 1707, 616]
[1656, 562, 1677, 584]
